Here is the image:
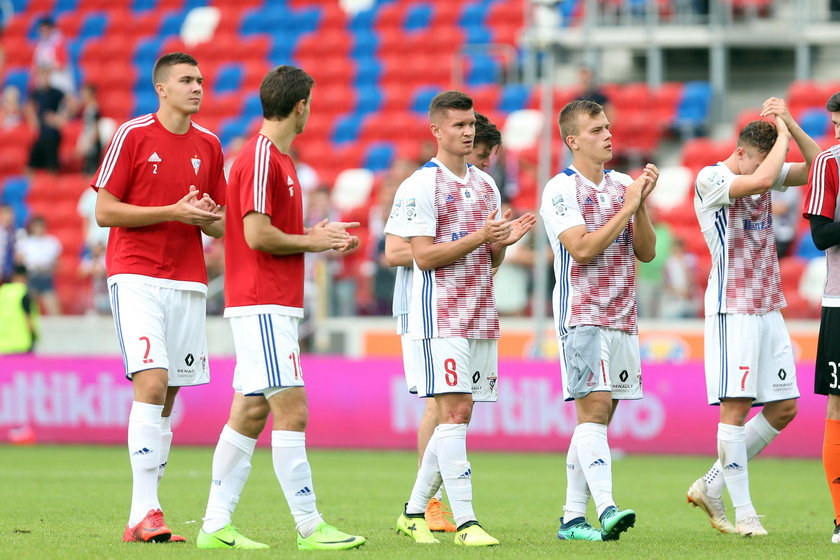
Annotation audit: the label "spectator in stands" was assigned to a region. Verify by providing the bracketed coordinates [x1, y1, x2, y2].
[25, 65, 67, 174]
[494, 204, 535, 316]
[79, 241, 109, 315]
[15, 215, 61, 315]
[31, 16, 74, 96]
[0, 204, 15, 281]
[661, 237, 700, 318]
[78, 182, 109, 250]
[1, 84, 23, 129]
[637, 216, 674, 318]
[0, 264, 38, 354]
[771, 186, 801, 258]
[75, 84, 102, 175]
[575, 66, 614, 122]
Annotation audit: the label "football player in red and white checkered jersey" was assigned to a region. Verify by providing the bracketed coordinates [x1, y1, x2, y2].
[539, 99, 658, 542]
[688, 97, 822, 537]
[392, 91, 535, 547]
[383, 112, 504, 533]
[92, 52, 226, 544]
[802, 91, 840, 544]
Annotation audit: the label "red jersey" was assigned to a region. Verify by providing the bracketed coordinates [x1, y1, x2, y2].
[223, 133, 304, 318]
[92, 114, 226, 291]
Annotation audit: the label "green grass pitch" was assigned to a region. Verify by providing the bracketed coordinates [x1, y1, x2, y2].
[0, 445, 834, 559]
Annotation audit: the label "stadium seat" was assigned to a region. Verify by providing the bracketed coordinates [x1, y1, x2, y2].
[468, 84, 501, 114]
[356, 85, 383, 114]
[463, 24, 493, 44]
[1, 176, 30, 206]
[332, 168, 374, 212]
[498, 83, 530, 113]
[676, 81, 712, 134]
[332, 113, 365, 144]
[799, 108, 831, 138]
[363, 142, 396, 172]
[214, 64, 243, 95]
[353, 56, 381, 86]
[79, 12, 109, 40]
[410, 86, 440, 114]
[502, 109, 543, 151]
[459, 1, 491, 27]
[133, 89, 159, 117]
[404, 2, 433, 32]
[465, 54, 500, 86]
[2, 67, 29, 94]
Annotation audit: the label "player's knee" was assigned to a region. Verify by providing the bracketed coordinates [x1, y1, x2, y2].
[771, 400, 797, 428]
[445, 404, 472, 424]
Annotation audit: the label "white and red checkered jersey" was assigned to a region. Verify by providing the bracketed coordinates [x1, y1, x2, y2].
[384, 179, 414, 334]
[400, 159, 501, 340]
[540, 166, 638, 336]
[694, 162, 791, 315]
[804, 144, 840, 307]
[91, 114, 226, 293]
[224, 133, 304, 318]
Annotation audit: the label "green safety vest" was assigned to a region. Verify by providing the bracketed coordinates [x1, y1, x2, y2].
[0, 281, 36, 354]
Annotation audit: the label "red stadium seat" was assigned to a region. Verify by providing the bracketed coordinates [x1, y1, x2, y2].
[375, 2, 405, 31]
[788, 80, 826, 110]
[468, 85, 502, 115]
[733, 109, 770, 135]
[295, 29, 352, 59]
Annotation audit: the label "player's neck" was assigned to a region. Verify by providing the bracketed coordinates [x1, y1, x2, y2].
[721, 154, 741, 175]
[155, 107, 192, 135]
[259, 120, 296, 154]
[572, 157, 605, 185]
[435, 151, 468, 179]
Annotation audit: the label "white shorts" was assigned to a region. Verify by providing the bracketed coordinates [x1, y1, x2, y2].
[229, 314, 304, 396]
[558, 326, 642, 401]
[705, 312, 799, 405]
[108, 281, 209, 386]
[401, 333, 418, 394]
[417, 338, 498, 402]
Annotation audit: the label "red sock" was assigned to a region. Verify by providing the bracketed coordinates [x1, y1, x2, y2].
[824, 419, 840, 524]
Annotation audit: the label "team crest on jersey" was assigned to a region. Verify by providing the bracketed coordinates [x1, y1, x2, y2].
[191, 156, 201, 175]
[708, 171, 727, 186]
[552, 194, 567, 216]
[596, 192, 610, 206]
[389, 200, 402, 219]
[460, 187, 477, 203]
[405, 198, 417, 221]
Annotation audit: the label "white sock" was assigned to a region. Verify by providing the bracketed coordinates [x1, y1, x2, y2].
[158, 416, 173, 487]
[271, 430, 323, 537]
[704, 412, 779, 498]
[407, 428, 442, 514]
[437, 423, 474, 527]
[563, 438, 590, 522]
[717, 422, 755, 520]
[127, 401, 164, 526]
[573, 422, 614, 518]
[202, 425, 257, 534]
[433, 488, 443, 501]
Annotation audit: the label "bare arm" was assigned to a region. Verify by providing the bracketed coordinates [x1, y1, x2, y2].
[632, 164, 659, 262]
[728, 116, 791, 199]
[761, 97, 822, 186]
[384, 233, 413, 267]
[95, 187, 222, 228]
[243, 213, 357, 255]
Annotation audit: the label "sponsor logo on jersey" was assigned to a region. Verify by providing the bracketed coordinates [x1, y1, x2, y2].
[389, 200, 402, 219]
[405, 198, 417, 221]
[742, 219, 770, 231]
[446, 194, 455, 202]
[584, 196, 595, 205]
[191, 156, 201, 175]
[451, 231, 469, 241]
[147, 152, 162, 162]
[552, 194, 567, 216]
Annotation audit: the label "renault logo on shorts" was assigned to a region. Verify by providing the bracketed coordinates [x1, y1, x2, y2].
[619, 370, 629, 382]
[778, 368, 786, 380]
[185, 354, 194, 367]
[472, 371, 480, 384]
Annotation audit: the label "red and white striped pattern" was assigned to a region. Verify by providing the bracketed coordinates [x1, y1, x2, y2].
[252, 134, 272, 213]
[93, 114, 154, 189]
[805, 145, 840, 218]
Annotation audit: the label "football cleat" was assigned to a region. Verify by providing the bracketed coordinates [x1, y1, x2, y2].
[557, 517, 603, 541]
[832, 520, 840, 544]
[425, 498, 456, 532]
[196, 524, 269, 549]
[297, 522, 365, 551]
[168, 534, 186, 543]
[599, 506, 636, 541]
[687, 478, 737, 533]
[396, 512, 439, 544]
[122, 509, 172, 543]
[735, 514, 768, 537]
[453, 522, 499, 547]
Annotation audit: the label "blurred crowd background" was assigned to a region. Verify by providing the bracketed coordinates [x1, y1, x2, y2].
[1, 0, 839, 348]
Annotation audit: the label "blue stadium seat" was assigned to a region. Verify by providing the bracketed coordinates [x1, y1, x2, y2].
[795, 232, 823, 260]
[159, 11, 186, 38]
[351, 29, 378, 59]
[53, 0, 80, 17]
[411, 86, 439, 114]
[404, 2, 433, 32]
[214, 64, 243, 95]
[676, 81, 712, 130]
[219, 116, 252, 148]
[2, 68, 29, 95]
[355, 86, 382, 114]
[348, 9, 376, 32]
[134, 38, 161, 67]
[799, 108, 830, 138]
[294, 7, 322, 34]
[241, 93, 263, 120]
[498, 83, 530, 113]
[459, 2, 491, 27]
[184, 0, 207, 10]
[133, 89, 159, 116]
[240, 8, 265, 35]
[9, 200, 29, 230]
[464, 25, 492, 44]
[466, 54, 499, 86]
[131, 0, 158, 13]
[364, 142, 395, 172]
[269, 37, 296, 66]
[353, 57, 381, 87]
[11, 0, 29, 14]
[1, 176, 30, 206]
[332, 114, 364, 144]
[79, 12, 109, 41]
